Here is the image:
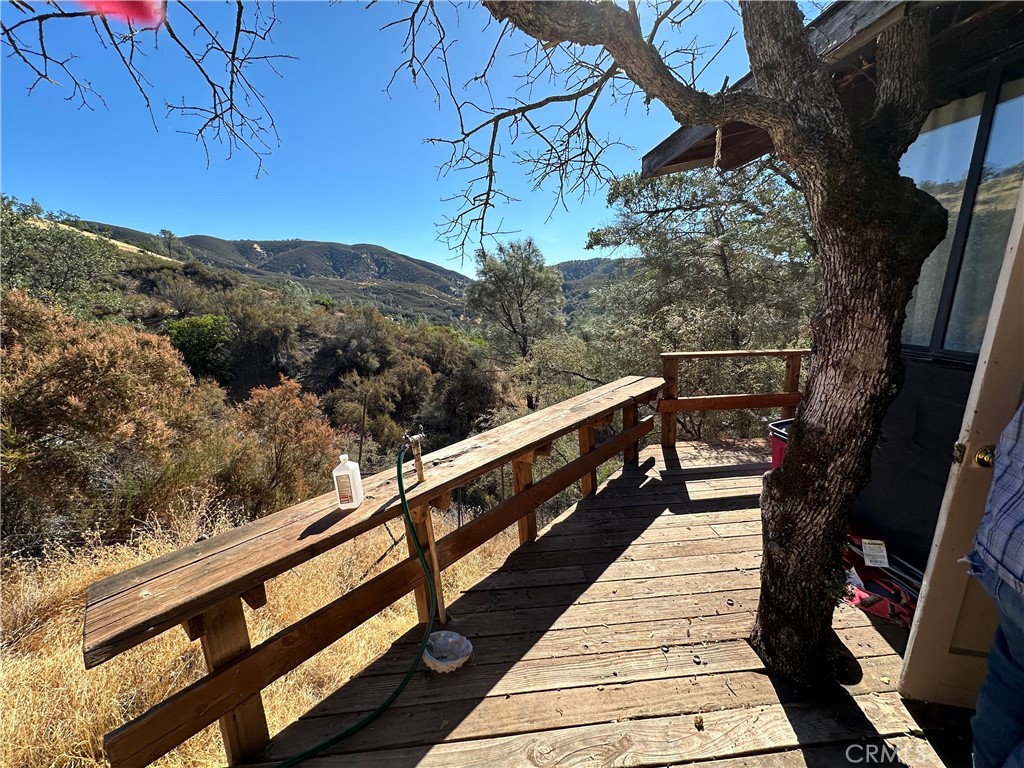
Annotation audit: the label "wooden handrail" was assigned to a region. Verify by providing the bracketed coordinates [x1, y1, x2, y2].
[84, 378, 661, 768]
[660, 349, 811, 360]
[84, 376, 662, 669]
[659, 349, 810, 447]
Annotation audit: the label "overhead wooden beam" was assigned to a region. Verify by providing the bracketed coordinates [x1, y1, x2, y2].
[640, 1, 906, 178]
[809, 0, 905, 63]
[641, 123, 716, 178]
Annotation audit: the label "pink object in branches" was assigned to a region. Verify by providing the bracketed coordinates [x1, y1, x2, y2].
[80, 1, 164, 27]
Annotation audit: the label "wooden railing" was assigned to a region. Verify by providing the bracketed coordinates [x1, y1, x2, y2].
[658, 349, 811, 447]
[82, 376, 663, 768]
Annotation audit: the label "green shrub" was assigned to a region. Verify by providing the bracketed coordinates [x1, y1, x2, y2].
[166, 314, 235, 380]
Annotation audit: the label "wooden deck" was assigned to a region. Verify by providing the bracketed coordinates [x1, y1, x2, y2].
[255, 443, 971, 768]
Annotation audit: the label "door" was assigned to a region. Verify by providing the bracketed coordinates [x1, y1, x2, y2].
[900, 186, 1024, 707]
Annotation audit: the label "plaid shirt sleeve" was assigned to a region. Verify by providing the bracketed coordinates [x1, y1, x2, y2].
[974, 402, 1024, 598]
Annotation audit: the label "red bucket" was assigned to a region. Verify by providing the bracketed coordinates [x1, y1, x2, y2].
[769, 419, 794, 469]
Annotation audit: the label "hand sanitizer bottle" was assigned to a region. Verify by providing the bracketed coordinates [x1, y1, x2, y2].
[333, 454, 364, 511]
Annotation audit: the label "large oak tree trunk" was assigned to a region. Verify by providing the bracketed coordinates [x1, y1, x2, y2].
[750, 166, 947, 684]
[480, 0, 947, 685]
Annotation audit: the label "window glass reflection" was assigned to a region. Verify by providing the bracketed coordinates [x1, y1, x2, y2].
[900, 95, 984, 347]
[944, 80, 1024, 353]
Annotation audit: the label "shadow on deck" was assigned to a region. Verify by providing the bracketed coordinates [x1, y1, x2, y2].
[256, 443, 971, 768]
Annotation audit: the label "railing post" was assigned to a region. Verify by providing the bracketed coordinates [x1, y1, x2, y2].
[406, 504, 447, 625]
[578, 425, 598, 497]
[782, 353, 803, 420]
[660, 355, 679, 448]
[513, 456, 537, 544]
[622, 402, 640, 465]
[198, 597, 270, 766]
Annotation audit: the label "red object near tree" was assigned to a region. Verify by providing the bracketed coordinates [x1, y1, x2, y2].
[79, 1, 163, 26]
[769, 419, 793, 469]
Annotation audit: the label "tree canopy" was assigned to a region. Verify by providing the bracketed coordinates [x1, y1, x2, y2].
[581, 161, 814, 439]
[466, 238, 564, 362]
[2, 195, 123, 313]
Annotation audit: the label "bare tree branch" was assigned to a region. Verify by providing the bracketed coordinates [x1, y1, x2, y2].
[386, 0, 752, 253]
[482, 1, 786, 127]
[1, 0, 294, 175]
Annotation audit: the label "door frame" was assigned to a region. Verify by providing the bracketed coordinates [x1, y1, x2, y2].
[900, 186, 1024, 707]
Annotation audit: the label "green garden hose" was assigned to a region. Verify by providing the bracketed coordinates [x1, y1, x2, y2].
[275, 445, 438, 767]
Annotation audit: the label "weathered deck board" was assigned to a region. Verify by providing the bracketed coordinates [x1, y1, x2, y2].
[448, 569, 763, 612]
[253, 443, 969, 768]
[524, 520, 758, 550]
[325, 611, 900, 681]
[505, 533, 763, 568]
[309, 639, 766, 715]
[256, 692, 927, 767]
[264, 656, 906, 759]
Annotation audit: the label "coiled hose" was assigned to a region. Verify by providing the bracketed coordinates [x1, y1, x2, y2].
[275, 445, 438, 767]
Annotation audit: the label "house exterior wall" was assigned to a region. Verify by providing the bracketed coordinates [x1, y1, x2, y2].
[850, 62, 1024, 577]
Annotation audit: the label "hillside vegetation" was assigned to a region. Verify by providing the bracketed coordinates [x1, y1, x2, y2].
[1, 197, 513, 547]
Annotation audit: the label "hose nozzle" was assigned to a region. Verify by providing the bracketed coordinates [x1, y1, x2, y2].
[402, 426, 427, 482]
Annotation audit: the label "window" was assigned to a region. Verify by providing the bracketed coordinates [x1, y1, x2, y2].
[943, 80, 1024, 353]
[900, 64, 1024, 360]
[900, 97, 984, 347]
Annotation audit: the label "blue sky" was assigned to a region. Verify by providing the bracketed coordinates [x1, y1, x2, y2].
[1, 1, 748, 276]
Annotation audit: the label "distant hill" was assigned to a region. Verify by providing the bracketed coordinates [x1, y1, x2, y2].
[79, 222, 470, 321]
[76, 220, 634, 321]
[554, 257, 636, 312]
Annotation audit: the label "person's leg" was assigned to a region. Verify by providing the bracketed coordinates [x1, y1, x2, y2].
[969, 552, 1024, 768]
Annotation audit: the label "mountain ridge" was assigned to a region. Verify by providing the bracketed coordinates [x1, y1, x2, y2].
[77, 219, 627, 321]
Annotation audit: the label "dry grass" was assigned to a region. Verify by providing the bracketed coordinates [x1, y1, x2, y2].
[0, 494, 518, 768]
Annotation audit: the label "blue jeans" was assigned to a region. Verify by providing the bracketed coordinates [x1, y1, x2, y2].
[967, 550, 1024, 768]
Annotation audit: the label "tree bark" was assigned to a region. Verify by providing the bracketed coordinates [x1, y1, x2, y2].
[736, 5, 945, 684]
[751, 165, 946, 684]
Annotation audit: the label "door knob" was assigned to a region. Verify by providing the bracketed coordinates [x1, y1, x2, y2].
[975, 446, 996, 468]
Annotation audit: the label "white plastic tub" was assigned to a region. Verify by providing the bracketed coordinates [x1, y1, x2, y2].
[422, 631, 473, 673]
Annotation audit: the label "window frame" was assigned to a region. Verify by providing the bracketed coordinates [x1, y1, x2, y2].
[901, 52, 1024, 365]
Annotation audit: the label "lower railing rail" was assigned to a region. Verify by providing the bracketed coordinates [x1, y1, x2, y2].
[658, 349, 811, 447]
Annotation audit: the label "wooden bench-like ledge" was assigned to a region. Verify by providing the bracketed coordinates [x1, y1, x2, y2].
[83, 375, 664, 669]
